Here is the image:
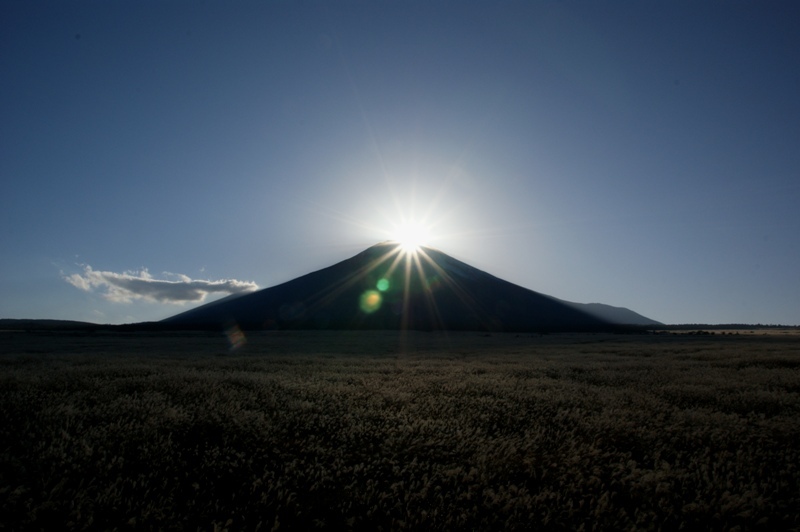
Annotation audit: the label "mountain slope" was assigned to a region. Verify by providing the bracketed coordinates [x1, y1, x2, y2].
[163, 243, 657, 331]
[563, 302, 662, 327]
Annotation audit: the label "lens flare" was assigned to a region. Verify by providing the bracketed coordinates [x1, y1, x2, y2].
[359, 289, 382, 313]
[224, 322, 246, 352]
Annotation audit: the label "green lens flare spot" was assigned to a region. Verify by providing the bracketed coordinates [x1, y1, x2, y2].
[377, 278, 390, 292]
[359, 290, 382, 314]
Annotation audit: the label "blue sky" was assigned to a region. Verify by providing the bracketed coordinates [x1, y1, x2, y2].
[2, 1, 798, 325]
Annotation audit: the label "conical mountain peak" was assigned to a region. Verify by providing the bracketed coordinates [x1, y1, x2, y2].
[163, 243, 659, 331]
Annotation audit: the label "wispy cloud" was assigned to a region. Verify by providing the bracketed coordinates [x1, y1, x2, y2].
[64, 266, 259, 304]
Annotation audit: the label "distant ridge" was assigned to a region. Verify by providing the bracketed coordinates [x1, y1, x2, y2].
[0, 318, 98, 330]
[163, 242, 660, 332]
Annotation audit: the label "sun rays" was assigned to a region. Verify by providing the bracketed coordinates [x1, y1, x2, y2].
[294, 239, 471, 331]
[326, 240, 486, 333]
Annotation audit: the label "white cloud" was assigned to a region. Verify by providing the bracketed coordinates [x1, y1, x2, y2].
[64, 265, 259, 304]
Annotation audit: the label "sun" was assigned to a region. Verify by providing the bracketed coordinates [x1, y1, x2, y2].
[391, 220, 431, 253]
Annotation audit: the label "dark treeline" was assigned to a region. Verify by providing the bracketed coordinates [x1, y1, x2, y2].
[3, 319, 796, 334]
[659, 324, 798, 331]
[1, 319, 645, 334]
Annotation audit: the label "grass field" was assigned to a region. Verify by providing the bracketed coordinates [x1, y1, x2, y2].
[2, 330, 799, 530]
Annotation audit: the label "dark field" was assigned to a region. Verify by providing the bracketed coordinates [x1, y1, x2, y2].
[2, 330, 799, 530]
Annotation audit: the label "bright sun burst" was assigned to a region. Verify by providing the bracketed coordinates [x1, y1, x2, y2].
[391, 220, 431, 253]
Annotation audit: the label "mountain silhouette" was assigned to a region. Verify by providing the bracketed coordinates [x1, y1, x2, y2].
[163, 242, 660, 332]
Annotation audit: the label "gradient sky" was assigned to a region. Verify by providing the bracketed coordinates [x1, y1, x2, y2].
[2, 1, 799, 325]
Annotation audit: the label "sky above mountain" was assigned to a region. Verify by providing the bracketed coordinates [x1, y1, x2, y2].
[2, 1, 798, 325]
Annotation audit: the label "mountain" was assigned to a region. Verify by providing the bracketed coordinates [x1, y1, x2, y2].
[163, 242, 660, 332]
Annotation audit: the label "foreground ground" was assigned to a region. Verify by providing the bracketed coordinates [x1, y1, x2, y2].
[1, 330, 799, 530]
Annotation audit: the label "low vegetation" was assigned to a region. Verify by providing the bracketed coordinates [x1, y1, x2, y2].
[2, 331, 799, 530]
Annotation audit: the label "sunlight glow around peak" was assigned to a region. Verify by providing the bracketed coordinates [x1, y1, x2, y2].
[391, 221, 431, 253]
